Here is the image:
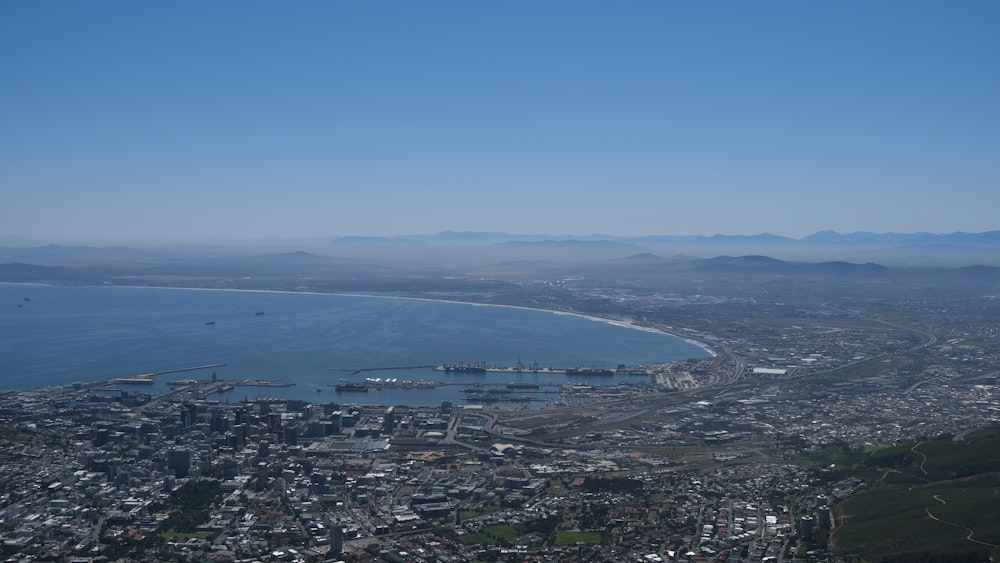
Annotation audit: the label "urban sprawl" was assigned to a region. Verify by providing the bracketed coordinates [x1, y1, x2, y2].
[2, 268, 1000, 563]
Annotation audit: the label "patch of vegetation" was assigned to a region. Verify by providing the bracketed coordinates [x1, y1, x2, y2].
[579, 477, 645, 494]
[459, 506, 503, 520]
[881, 470, 928, 486]
[158, 479, 223, 535]
[864, 444, 920, 470]
[913, 437, 1000, 481]
[962, 428, 1000, 441]
[458, 516, 560, 546]
[0, 426, 35, 444]
[833, 484, 998, 559]
[794, 444, 866, 468]
[554, 530, 603, 546]
[831, 435, 1000, 560]
[458, 524, 520, 545]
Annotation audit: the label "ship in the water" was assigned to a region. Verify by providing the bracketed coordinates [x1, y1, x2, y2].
[438, 363, 488, 374]
[565, 366, 615, 376]
[334, 383, 369, 393]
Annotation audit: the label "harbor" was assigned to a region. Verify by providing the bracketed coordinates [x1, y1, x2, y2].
[98, 364, 297, 400]
[435, 362, 651, 376]
[93, 359, 666, 408]
[315, 361, 658, 407]
[1, 285, 710, 404]
[319, 371, 647, 406]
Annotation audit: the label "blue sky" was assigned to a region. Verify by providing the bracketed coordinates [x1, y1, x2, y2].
[2, 1, 998, 243]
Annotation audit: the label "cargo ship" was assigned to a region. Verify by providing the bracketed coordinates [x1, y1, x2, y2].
[334, 383, 369, 393]
[437, 363, 488, 374]
[565, 367, 615, 376]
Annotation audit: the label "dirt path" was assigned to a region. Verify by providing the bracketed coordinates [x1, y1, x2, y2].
[924, 494, 1000, 548]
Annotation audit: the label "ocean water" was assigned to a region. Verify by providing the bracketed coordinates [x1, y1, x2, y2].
[0, 284, 711, 405]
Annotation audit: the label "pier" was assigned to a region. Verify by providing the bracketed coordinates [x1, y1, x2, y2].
[110, 363, 227, 384]
[330, 362, 653, 377]
[148, 363, 227, 376]
[434, 362, 567, 374]
[435, 362, 651, 376]
[330, 365, 437, 375]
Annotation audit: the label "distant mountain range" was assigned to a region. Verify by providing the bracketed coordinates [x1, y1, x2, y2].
[333, 230, 1000, 246]
[3, 248, 999, 287]
[327, 230, 1000, 267]
[3, 230, 1000, 269]
[5, 230, 1000, 248]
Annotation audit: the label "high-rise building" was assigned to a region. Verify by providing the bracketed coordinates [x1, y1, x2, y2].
[268, 413, 282, 433]
[383, 406, 395, 435]
[233, 424, 248, 449]
[256, 462, 269, 491]
[210, 411, 227, 434]
[181, 403, 199, 429]
[307, 421, 325, 438]
[329, 524, 343, 554]
[799, 515, 815, 539]
[166, 448, 191, 478]
[816, 505, 831, 528]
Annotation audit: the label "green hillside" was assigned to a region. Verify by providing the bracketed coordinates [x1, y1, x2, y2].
[831, 433, 1000, 561]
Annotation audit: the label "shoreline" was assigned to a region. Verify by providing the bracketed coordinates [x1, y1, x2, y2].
[1, 281, 717, 360]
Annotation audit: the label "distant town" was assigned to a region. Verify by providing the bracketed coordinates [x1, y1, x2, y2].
[2, 238, 999, 562]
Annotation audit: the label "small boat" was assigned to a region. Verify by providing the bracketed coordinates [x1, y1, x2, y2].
[205, 321, 216, 326]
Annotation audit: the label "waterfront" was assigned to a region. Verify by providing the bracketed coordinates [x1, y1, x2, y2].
[0, 284, 711, 405]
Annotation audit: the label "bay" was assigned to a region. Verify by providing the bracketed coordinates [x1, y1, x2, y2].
[0, 283, 711, 406]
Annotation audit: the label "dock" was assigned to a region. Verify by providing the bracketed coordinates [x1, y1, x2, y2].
[331, 365, 437, 375]
[434, 363, 651, 376]
[332, 362, 651, 376]
[110, 363, 228, 384]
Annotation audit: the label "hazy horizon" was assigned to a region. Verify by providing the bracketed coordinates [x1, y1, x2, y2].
[4, 227, 1000, 249]
[3, 2, 998, 243]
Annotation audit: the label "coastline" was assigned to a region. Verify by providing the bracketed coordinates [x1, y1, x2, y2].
[2, 281, 717, 360]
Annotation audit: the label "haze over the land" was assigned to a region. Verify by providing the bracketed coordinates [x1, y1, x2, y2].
[2, 1, 998, 245]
